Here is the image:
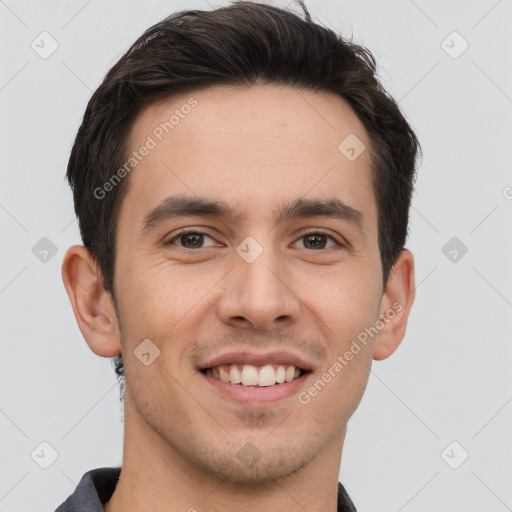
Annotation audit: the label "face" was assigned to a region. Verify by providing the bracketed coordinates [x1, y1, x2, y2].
[113, 84, 386, 482]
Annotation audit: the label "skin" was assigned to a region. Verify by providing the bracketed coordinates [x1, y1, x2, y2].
[62, 84, 415, 511]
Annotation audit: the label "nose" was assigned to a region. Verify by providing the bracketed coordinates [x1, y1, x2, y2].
[216, 242, 301, 331]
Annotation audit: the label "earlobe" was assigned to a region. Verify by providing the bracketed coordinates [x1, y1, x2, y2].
[373, 249, 416, 361]
[61, 245, 121, 358]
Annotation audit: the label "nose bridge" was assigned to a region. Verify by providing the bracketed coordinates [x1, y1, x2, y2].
[238, 231, 288, 300]
[243, 242, 283, 294]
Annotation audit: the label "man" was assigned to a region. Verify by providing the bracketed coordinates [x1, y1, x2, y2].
[57, 1, 420, 510]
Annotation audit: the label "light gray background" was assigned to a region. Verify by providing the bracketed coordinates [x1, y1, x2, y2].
[1, 0, 511, 510]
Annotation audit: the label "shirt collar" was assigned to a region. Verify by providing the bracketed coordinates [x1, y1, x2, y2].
[55, 467, 357, 511]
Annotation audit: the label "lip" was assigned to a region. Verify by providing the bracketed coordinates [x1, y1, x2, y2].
[200, 370, 313, 404]
[198, 350, 314, 372]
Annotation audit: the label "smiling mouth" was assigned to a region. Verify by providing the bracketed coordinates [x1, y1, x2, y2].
[200, 363, 310, 387]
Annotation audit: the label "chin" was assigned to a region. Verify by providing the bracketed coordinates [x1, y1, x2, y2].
[190, 440, 316, 484]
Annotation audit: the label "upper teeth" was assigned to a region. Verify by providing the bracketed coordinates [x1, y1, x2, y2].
[206, 364, 302, 387]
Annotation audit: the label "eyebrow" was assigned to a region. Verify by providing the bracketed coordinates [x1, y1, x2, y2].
[139, 194, 367, 236]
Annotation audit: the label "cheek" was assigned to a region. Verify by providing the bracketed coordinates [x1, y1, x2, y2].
[304, 268, 380, 341]
[312, 273, 378, 411]
[114, 261, 209, 340]
[306, 355, 371, 430]
[300, 286, 376, 419]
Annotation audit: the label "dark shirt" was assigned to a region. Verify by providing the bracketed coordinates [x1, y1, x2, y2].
[54, 467, 357, 511]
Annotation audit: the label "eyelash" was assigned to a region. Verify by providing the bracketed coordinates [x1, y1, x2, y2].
[165, 229, 344, 251]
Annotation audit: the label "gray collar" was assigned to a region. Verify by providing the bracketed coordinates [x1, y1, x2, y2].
[55, 467, 357, 511]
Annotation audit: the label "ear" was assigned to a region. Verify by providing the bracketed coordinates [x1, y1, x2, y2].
[373, 249, 415, 361]
[61, 245, 121, 357]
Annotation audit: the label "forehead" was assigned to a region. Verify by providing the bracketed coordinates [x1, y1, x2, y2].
[119, 84, 377, 236]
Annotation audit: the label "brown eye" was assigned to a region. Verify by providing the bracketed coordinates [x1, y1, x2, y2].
[166, 231, 216, 249]
[296, 232, 342, 250]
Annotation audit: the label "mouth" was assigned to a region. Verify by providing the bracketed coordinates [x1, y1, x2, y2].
[196, 350, 315, 403]
[198, 362, 313, 404]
